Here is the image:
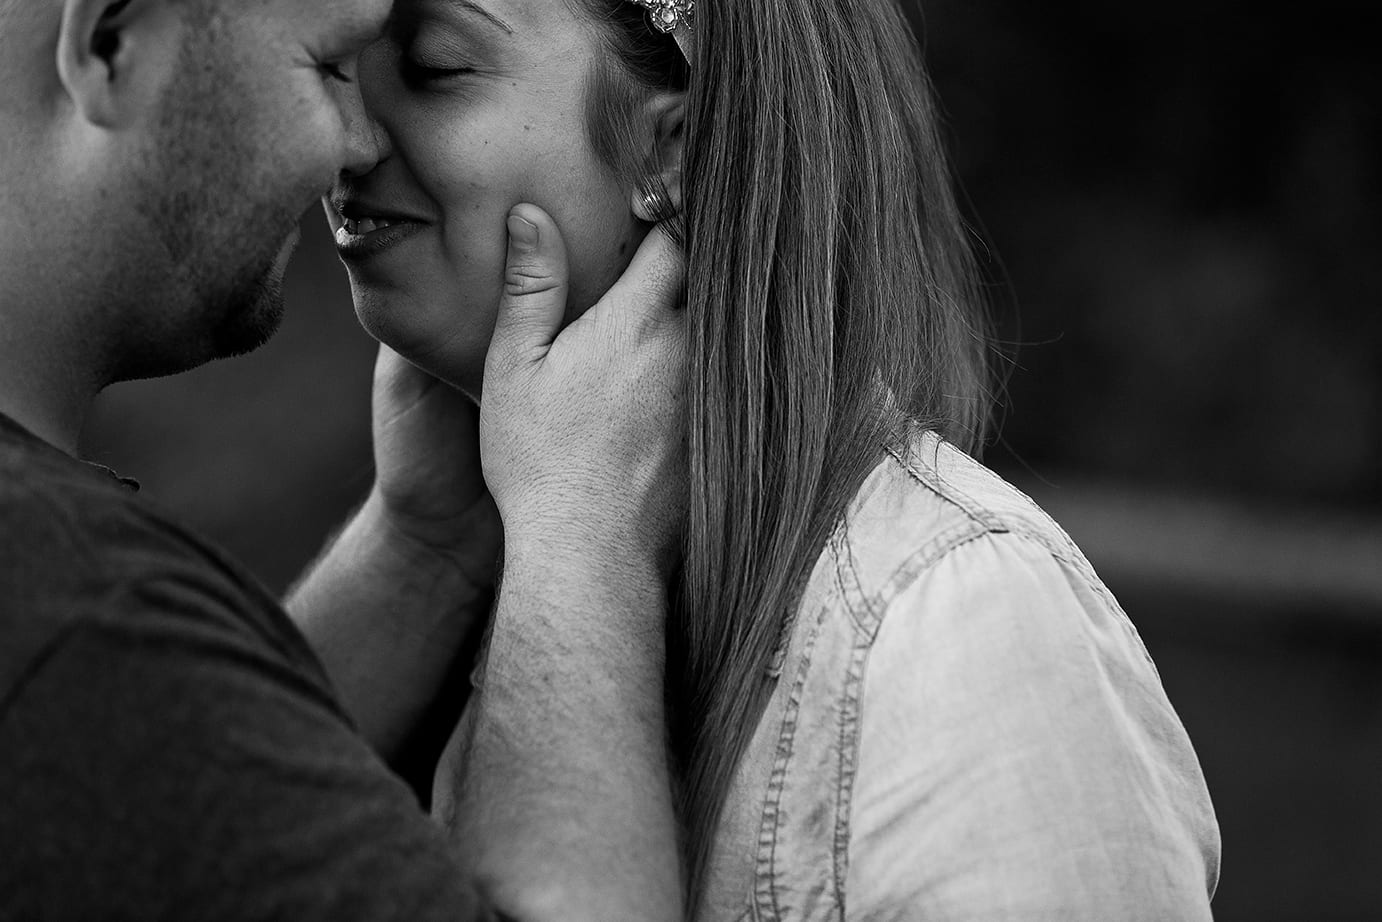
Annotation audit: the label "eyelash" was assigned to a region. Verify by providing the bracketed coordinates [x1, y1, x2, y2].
[402, 58, 475, 82]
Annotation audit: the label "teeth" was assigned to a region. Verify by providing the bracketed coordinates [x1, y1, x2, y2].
[340, 216, 396, 237]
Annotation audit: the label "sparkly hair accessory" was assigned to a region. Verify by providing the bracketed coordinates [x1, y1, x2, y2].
[628, 0, 694, 58]
[630, 0, 693, 33]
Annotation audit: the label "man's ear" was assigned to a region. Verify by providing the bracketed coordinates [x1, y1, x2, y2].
[55, 0, 186, 129]
[631, 92, 685, 222]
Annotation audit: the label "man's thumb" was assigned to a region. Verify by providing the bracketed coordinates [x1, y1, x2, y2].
[490, 204, 570, 361]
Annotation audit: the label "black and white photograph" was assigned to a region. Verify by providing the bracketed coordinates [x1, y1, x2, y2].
[1, 0, 1376, 918]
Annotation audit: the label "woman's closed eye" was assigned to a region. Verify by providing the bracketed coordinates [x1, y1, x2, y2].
[402, 56, 477, 83]
[397, 31, 480, 86]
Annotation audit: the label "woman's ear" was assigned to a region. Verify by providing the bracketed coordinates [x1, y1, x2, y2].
[631, 91, 686, 222]
[56, 0, 186, 129]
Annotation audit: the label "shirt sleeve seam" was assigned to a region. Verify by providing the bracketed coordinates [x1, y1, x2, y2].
[838, 519, 1003, 639]
[865, 527, 1161, 675]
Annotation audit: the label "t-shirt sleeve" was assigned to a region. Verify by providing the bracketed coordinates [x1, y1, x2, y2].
[845, 531, 1220, 921]
[0, 579, 489, 922]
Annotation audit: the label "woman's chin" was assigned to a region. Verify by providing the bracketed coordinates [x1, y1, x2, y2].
[352, 294, 490, 395]
[393, 335, 486, 399]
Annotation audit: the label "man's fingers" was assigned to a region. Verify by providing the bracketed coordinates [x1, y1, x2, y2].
[490, 203, 570, 363]
[597, 222, 686, 326]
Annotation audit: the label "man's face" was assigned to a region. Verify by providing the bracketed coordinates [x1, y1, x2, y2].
[119, 0, 389, 377]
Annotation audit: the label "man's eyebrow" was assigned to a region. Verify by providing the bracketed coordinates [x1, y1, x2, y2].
[449, 0, 515, 35]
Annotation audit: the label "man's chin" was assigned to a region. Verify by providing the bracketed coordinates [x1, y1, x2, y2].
[114, 266, 288, 383]
[199, 213, 301, 359]
[211, 270, 286, 359]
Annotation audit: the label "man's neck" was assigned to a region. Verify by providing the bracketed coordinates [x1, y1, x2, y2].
[0, 197, 110, 454]
[0, 394, 88, 457]
[0, 342, 98, 456]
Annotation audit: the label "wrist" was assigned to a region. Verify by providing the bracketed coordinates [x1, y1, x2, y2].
[499, 479, 681, 578]
[362, 487, 502, 597]
[504, 516, 667, 582]
[499, 527, 670, 645]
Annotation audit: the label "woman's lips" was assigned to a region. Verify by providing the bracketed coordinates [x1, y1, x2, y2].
[333, 217, 426, 261]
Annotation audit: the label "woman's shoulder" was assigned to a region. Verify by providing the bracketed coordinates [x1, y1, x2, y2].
[830, 429, 1123, 643]
[754, 430, 1222, 919]
[823, 428, 1172, 716]
[720, 430, 1219, 921]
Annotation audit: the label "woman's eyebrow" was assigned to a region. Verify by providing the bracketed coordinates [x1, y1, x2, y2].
[448, 0, 515, 34]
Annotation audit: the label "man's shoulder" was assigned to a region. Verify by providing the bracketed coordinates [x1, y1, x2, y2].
[1, 440, 130, 576]
[0, 427, 324, 714]
[0, 444, 476, 919]
[2, 431, 128, 684]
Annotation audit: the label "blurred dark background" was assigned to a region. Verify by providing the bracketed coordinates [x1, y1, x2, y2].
[80, 1, 1380, 918]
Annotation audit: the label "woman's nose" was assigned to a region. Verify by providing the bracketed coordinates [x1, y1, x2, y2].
[339, 82, 392, 178]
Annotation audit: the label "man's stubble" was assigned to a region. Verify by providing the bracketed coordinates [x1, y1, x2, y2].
[118, 24, 300, 381]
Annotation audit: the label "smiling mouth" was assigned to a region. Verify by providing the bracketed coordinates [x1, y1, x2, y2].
[341, 217, 399, 235]
[333, 213, 426, 262]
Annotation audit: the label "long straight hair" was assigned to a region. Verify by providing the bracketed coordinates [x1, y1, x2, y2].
[575, 0, 992, 908]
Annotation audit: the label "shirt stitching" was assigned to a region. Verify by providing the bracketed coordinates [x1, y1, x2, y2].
[883, 440, 1007, 532]
[882, 439, 1160, 672]
[740, 432, 1183, 919]
[830, 628, 871, 919]
[755, 597, 829, 921]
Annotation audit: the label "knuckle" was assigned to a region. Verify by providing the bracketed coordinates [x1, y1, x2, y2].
[504, 263, 560, 295]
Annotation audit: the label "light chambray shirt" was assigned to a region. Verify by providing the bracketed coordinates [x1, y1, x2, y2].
[699, 429, 1221, 921]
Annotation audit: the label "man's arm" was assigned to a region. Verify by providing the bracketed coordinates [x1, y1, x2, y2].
[434, 205, 687, 921]
[287, 347, 503, 760]
[285, 488, 493, 761]
[0, 587, 489, 921]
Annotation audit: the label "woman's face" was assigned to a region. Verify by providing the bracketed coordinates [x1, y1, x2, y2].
[327, 0, 645, 398]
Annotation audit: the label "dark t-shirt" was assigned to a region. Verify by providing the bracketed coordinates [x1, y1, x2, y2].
[0, 414, 486, 920]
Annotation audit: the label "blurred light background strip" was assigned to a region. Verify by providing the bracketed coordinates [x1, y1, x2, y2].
[1019, 478, 1382, 619]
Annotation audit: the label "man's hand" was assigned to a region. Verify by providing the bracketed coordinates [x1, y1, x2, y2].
[370, 345, 502, 590]
[479, 203, 687, 575]
[433, 204, 687, 921]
